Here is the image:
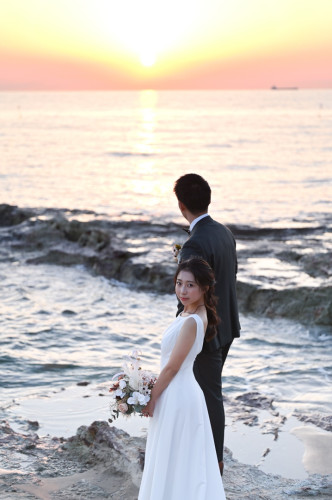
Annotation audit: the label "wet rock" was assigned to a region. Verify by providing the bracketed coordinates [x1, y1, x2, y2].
[27, 421, 39, 431]
[300, 252, 332, 279]
[61, 309, 76, 316]
[118, 261, 174, 293]
[0, 420, 14, 434]
[225, 394, 262, 427]
[64, 421, 146, 487]
[236, 282, 332, 326]
[284, 476, 332, 497]
[0, 204, 34, 227]
[27, 249, 91, 267]
[230, 224, 322, 239]
[238, 413, 259, 426]
[235, 392, 274, 410]
[260, 415, 287, 439]
[0, 421, 331, 499]
[277, 250, 302, 263]
[1, 205, 331, 325]
[295, 413, 332, 432]
[54, 218, 111, 251]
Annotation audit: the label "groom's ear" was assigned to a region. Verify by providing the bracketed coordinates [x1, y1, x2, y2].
[178, 201, 186, 213]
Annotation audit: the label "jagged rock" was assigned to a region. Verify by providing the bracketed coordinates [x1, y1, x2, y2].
[300, 252, 332, 279]
[53, 218, 111, 251]
[1, 205, 331, 326]
[27, 421, 39, 431]
[236, 282, 332, 326]
[118, 261, 174, 293]
[0, 421, 331, 499]
[284, 476, 332, 497]
[64, 421, 145, 488]
[295, 413, 332, 432]
[0, 204, 34, 227]
[235, 392, 274, 410]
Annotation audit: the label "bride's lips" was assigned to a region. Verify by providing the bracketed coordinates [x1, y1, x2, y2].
[180, 297, 189, 301]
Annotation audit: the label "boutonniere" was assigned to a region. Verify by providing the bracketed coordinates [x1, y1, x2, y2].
[172, 243, 182, 262]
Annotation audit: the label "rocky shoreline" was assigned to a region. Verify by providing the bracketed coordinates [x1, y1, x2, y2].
[1, 204, 331, 326]
[1, 386, 332, 499]
[0, 419, 331, 500]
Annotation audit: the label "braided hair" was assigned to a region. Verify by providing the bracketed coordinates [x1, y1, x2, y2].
[175, 257, 220, 341]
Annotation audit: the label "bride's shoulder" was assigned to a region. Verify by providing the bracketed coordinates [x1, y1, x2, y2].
[195, 312, 208, 333]
[182, 312, 207, 333]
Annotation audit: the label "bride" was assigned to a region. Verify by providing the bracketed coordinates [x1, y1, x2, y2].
[138, 257, 226, 500]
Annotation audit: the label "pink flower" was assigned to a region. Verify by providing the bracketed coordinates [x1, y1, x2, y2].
[109, 381, 119, 392]
[118, 402, 128, 414]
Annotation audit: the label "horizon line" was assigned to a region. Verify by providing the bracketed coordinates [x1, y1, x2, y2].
[1, 86, 332, 92]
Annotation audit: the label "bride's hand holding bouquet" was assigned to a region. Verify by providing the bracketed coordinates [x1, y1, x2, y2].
[141, 395, 156, 417]
[109, 350, 156, 422]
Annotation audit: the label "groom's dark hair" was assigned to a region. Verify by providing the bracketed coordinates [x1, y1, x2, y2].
[174, 173, 211, 214]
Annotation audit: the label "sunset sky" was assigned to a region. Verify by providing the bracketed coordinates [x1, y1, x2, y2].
[1, 0, 331, 90]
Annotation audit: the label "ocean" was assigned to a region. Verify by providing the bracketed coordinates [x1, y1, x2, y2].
[0, 90, 331, 477]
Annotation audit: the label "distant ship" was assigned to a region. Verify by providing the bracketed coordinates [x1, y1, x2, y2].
[271, 85, 298, 90]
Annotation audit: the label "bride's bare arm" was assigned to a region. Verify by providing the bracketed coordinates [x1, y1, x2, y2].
[142, 317, 197, 417]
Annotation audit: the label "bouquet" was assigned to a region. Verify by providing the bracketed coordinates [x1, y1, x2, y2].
[109, 350, 156, 422]
[172, 243, 182, 262]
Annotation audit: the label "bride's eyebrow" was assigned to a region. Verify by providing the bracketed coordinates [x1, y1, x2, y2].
[176, 279, 196, 284]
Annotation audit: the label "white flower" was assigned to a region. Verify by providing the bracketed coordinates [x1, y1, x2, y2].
[114, 388, 125, 398]
[119, 379, 126, 389]
[127, 391, 150, 406]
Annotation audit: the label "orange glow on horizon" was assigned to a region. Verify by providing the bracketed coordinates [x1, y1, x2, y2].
[0, 0, 331, 90]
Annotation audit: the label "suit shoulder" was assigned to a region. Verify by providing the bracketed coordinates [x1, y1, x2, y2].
[199, 218, 235, 237]
[179, 236, 205, 263]
[182, 239, 201, 250]
[213, 220, 236, 237]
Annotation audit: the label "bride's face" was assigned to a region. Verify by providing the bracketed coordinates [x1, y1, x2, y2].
[175, 270, 204, 309]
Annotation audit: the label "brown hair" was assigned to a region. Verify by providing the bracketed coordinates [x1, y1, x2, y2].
[175, 257, 220, 341]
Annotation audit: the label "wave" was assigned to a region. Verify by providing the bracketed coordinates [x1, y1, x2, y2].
[228, 224, 328, 238]
[105, 151, 155, 158]
[31, 363, 80, 372]
[205, 143, 232, 148]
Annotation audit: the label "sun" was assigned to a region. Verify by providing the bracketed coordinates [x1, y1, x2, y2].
[92, 0, 200, 72]
[139, 50, 157, 67]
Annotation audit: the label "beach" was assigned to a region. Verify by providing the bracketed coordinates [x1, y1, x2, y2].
[1, 204, 331, 499]
[1, 90, 331, 498]
[1, 398, 331, 499]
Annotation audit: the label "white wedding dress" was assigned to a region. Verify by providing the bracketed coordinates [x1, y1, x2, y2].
[138, 314, 226, 500]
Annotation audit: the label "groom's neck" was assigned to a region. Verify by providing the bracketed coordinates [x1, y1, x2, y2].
[185, 210, 208, 224]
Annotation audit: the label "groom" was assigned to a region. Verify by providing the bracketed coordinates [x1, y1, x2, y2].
[174, 173, 240, 475]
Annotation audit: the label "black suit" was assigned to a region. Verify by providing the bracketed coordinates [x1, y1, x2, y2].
[178, 215, 240, 461]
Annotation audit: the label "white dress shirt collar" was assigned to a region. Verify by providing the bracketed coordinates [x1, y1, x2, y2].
[189, 213, 209, 232]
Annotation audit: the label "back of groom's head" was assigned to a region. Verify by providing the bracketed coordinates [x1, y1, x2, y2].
[174, 173, 211, 214]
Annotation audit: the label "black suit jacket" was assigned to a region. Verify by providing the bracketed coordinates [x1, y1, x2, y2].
[178, 215, 240, 351]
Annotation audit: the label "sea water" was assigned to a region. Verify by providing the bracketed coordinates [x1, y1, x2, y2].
[0, 90, 331, 450]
